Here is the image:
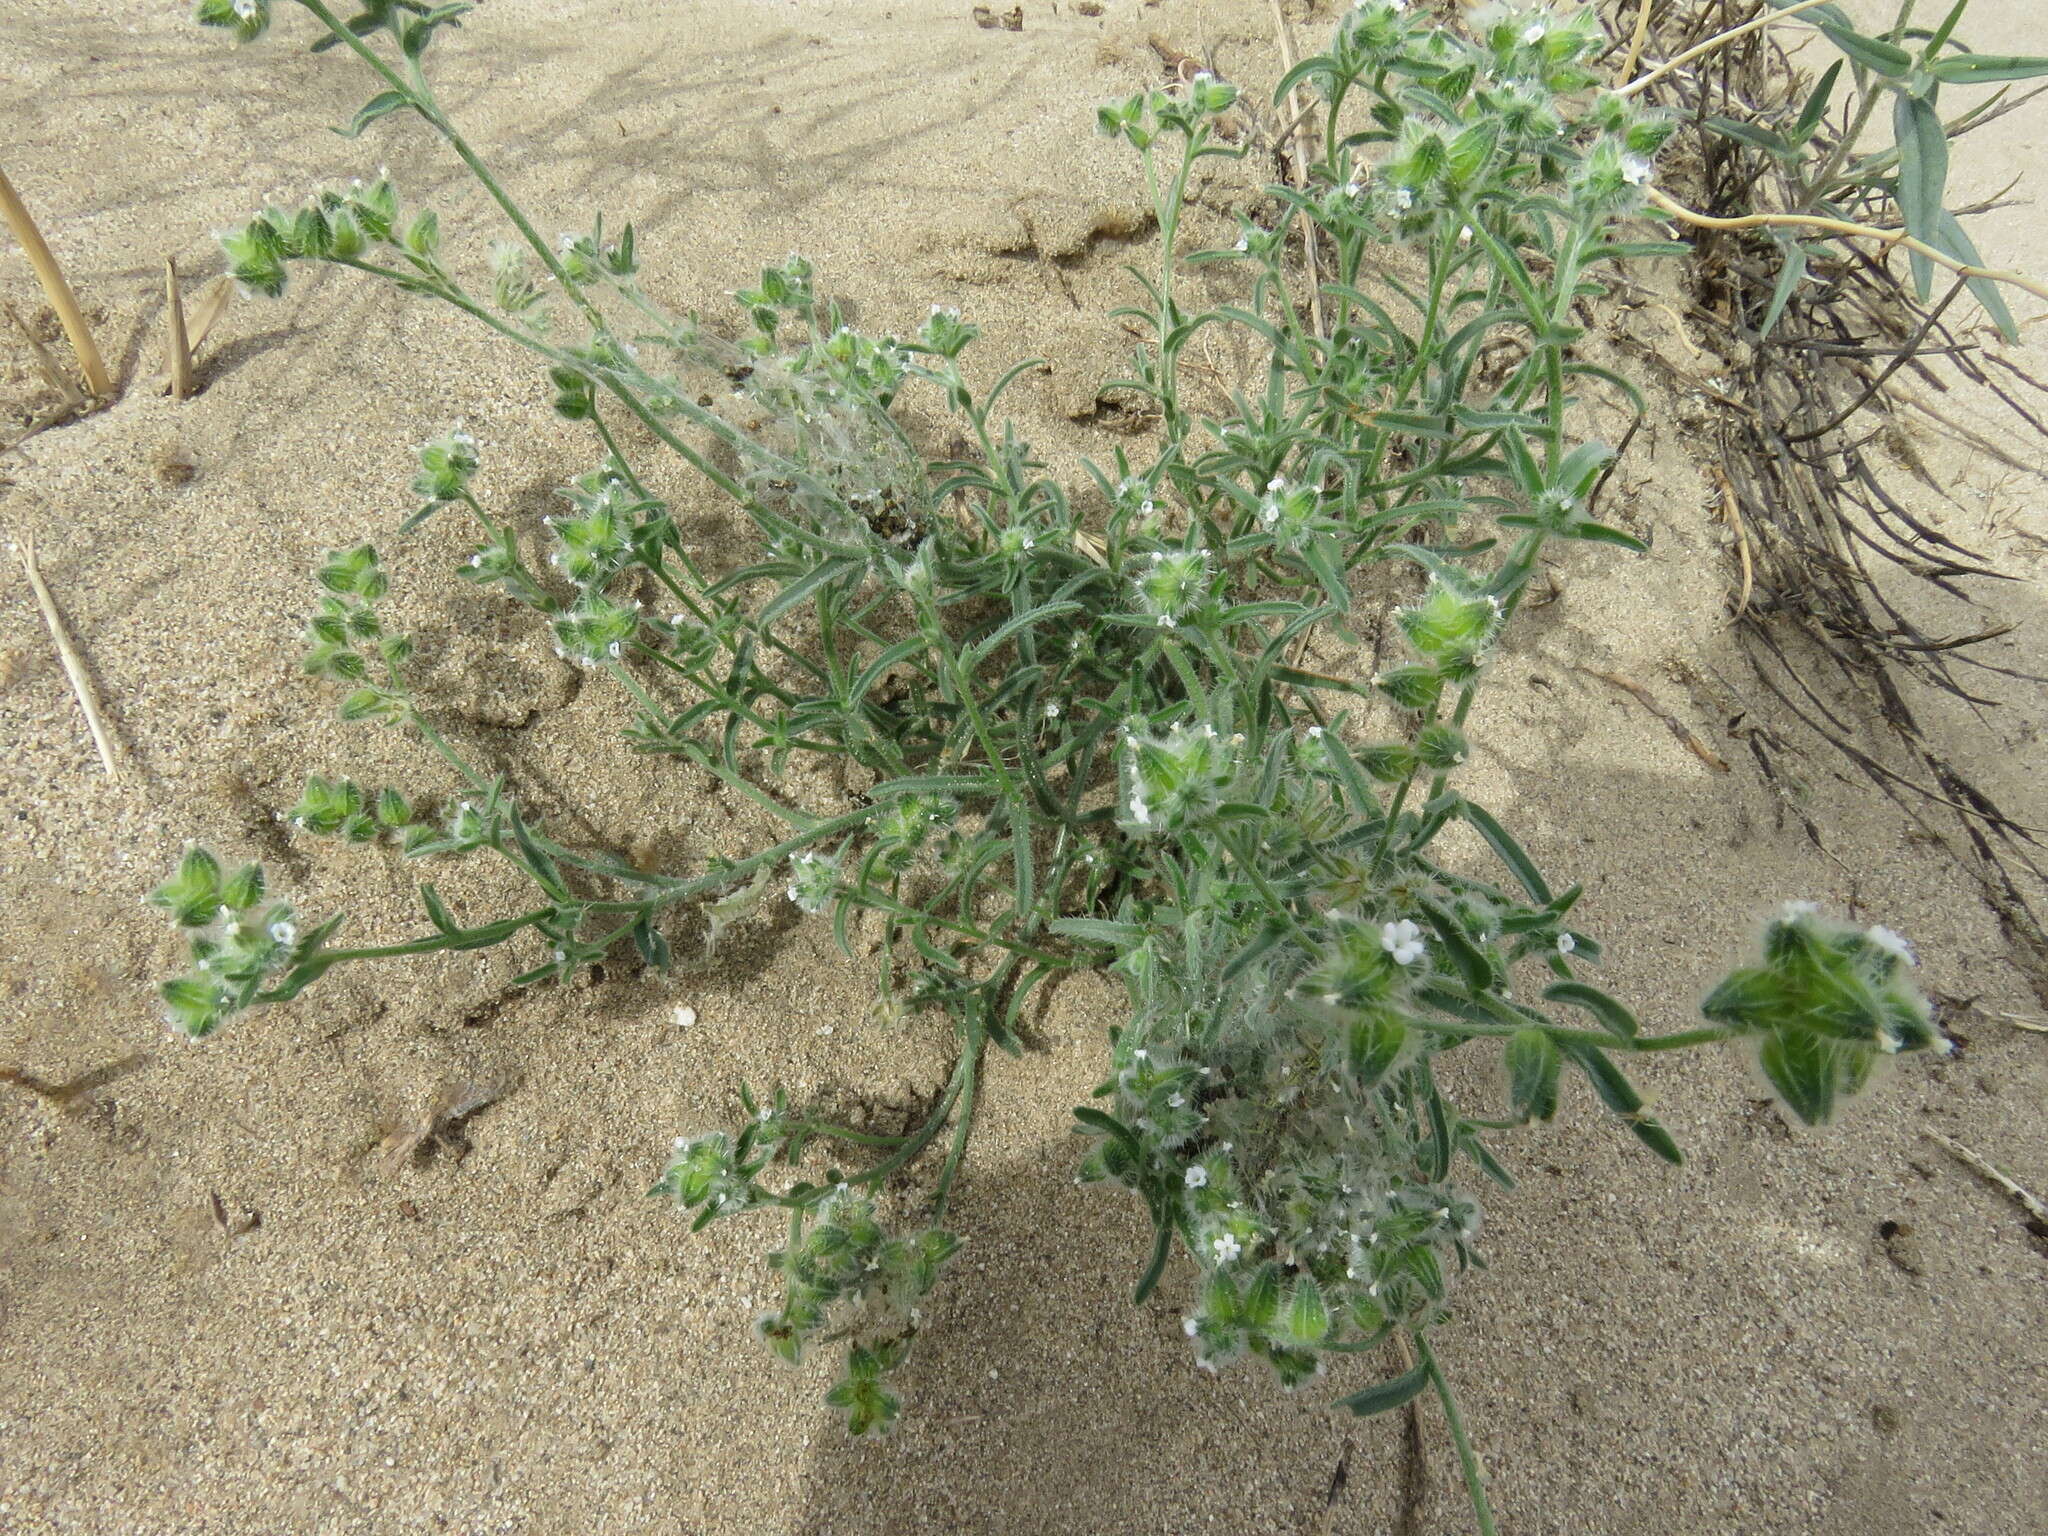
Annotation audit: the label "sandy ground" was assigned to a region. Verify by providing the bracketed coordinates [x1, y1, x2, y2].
[2, 1, 2045, 1532]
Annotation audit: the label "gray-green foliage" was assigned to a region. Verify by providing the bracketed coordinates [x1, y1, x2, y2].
[160, 2, 1956, 1526]
[1713, 1, 2048, 337]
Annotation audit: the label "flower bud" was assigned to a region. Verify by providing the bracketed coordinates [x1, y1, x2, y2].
[412, 429, 480, 503]
[786, 849, 840, 915]
[550, 591, 641, 666]
[1702, 904, 1946, 1125]
[1119, 720, 1240, 835]
[1132, 548, 1211, 626]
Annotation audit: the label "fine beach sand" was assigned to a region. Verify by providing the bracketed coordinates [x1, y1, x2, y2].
[3, 1, 2045, 1531]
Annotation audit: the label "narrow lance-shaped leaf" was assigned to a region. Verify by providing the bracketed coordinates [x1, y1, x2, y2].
[1892, 90, 1949, 301]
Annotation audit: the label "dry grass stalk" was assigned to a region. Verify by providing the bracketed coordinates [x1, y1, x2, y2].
[1268, 0, 1326, 338]
[12, 531, 121, 778]
[155, 276, 231, 394]
[185, 274, 231, 352]
[2, 297, 84, 410]
[1617, 0, 1656, 85]
[0, 166, 112, 400]
[1647, 187, 2048, 308]
[1923, 1130, 2048, 1226]
[1618, 0, 1839, 99]
[164, 258, 194, 400]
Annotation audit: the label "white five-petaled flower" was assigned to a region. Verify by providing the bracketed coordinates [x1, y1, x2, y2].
[1183, 1316, 1200, 1337]
[1393, 186, 1414, 212]
[1212, 1232, 1242, 1264]
[1381, 918, 1427, 966]
[1557, 932, 1576, 955]
[1129, 790, 1152, 825]
[1185, 1165, 1208, 1189]
[1620, 154, 1653, 187]
[1521, 22, 1546, 45]
[268, 920, 296, 946]
[1867, 925, 1916, 966]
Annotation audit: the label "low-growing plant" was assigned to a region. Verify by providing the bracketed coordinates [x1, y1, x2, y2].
[159, 1, 1959, 1526]
[1692, 0, 2048, 338]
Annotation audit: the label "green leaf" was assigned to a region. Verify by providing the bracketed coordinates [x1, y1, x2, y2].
[1072, 1106, 1142, 1155]
[1336, 1358, 1431, 1418]
[1795, 60, 1844, 140]
[1457, 798, 1552, 904]
[505, 804, 567, 901]
[419, 883, 458, 934]
[1414, 896, 1492, 993]
[1706, 116, 1792, 157]
[1282, 1275, 1331, 1347]
[1559, 1042, 1683, 1164]
[1049, 916, 1149, 949]
[1506, 1027, 1561, 1122]
[1767, 1, 1913, 76]
[1346, 1011, 1408, 1089]
[1568, 520, 1648, 553]
[1542, 980, 1640, 1040]
[1892, 90, 1949, 301]
[1760, 235, 1809, 338]
[1927, 52, 2048, 84]
[335, 89, 411, 139]
[1241, 1262, 1282, 1330]
[1927, 207, 2019, 342]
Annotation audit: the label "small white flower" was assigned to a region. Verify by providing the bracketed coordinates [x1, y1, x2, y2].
[673, 1005, 697, 1029]
[1781, 900, 1820, 920]
[1620, 154, 1653, 187]
[1043, 702, 1061, 719]
[1381, 918, 1427, 966]
[1234, 234, 1250, 253]
[1521, 22, 1546, 45]
[268, 920, 296, 945]
[1557, 932, 1576, 955]
[1129, 791, 1152, 825]
[1267, 476, 1287, 492]
[1168, 1093, 1186, 1108]
[1133, 1048, 1149, 1061]
[233, 0, 260, 20]
[1183, 1316, 1200, 1336]
[1393, 186, 1414, 212]
[1185, 1166, 1209, 1189]
[1306, 725, 1324, 740]
[1457, 224, 1474, 245]
[1158, 614, 1176, 629]
[1212, 1232, 1242, 1264]
[1867, 925, 1916, 966]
